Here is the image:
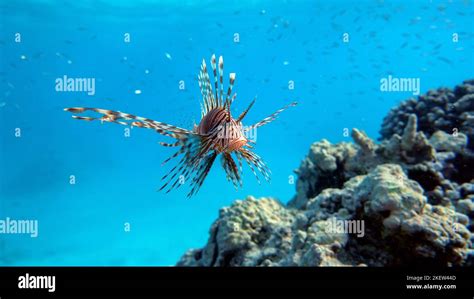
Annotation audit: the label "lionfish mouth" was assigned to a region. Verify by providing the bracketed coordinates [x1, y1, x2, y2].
[64, 54, 297, 197]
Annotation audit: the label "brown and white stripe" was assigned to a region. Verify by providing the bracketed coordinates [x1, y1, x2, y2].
[64, 54, 296, 198]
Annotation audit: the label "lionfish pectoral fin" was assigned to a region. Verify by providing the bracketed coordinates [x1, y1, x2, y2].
[221, 152, 242, 190]
[247, 101, 297, 130]
[186, 152, 218, 198]
[159, 130, 220, 196]
[64, 107, 192, 139]
[238, 148, 271, 184]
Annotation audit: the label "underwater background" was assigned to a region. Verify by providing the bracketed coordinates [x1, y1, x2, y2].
[0, 0, 473, 266]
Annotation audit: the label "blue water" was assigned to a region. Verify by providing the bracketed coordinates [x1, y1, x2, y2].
[0, 0, 473, 266]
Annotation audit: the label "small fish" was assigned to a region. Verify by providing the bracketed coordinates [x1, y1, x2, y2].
[65, 55, 297, 197]
[165, 53, 172, 60]
[32, 52, 44, 59]
[437, 56, 453, 64]
[409, 16, 421, 25]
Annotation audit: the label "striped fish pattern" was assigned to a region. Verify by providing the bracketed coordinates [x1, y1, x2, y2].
[65, 54, 297, 197]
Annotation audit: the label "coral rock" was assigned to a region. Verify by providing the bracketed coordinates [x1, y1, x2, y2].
[429, 130, 467, 152]
[380, 79, 474, 150]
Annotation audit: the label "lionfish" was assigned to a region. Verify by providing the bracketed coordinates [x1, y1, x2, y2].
[65, 54, 296, 197]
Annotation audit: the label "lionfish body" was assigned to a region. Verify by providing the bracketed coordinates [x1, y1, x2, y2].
[65, 55, 296, 197]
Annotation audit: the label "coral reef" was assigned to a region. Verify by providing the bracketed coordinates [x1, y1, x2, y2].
[178, 81, 474, 267]
[380, 79, 474, 150]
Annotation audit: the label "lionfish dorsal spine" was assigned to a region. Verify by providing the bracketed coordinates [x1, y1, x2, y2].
[199, 58, 216, 114]
[229, 93, 237, 109]
[237, 96, 257, 122]
[197, 73, 207, 114]
[225, 73, 236, 109]
[197, 71, 206, 112]
[205, 61, 214, 110]
[211, 54, 218, 105]
[218, 56, 224, 106]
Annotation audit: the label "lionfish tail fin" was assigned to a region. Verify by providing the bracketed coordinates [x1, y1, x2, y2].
[248, 101, 297, 130]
